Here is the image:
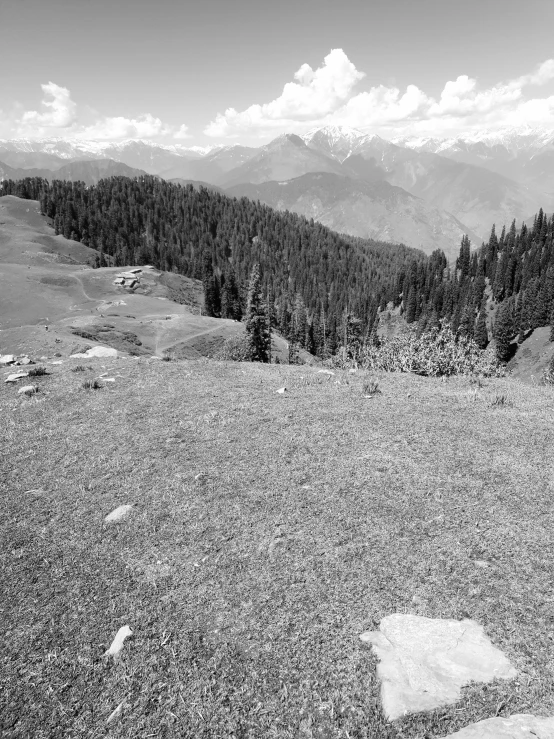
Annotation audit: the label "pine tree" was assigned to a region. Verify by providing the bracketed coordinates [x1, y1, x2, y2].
[245, 263, 271, 363]
[494, 299, 515, 362]
[474, 309, 488, 349]
[202, 253, 217, 317]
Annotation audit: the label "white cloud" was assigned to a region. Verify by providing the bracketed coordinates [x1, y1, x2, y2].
[0, 82, 189, 141]
[205, 48, 364, 137]
[204, 51, 554, 139]
[75, 113, 171, 140]
[21, 82, 77, 129]
[174, 124, 190, 140]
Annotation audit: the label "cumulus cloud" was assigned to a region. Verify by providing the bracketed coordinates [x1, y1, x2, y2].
[205, 48, 364, 137]
[204, 50, 554, 139]
[75, 113, 172, 140]
[21, 82, 77, 129]
[0, 82, 188, 141]
[174, 124, 190, 139]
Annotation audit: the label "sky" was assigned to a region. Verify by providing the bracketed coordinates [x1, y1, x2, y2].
[1, 0, 554, 145]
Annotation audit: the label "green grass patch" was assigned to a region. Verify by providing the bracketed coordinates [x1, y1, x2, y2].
[1, 359, 553, 737]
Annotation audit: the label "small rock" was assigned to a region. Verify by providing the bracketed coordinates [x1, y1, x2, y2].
[102, 378, 116, 382]
[349, 368, 358, 374]
[317, 369, 335, 376]
[104, 625, 132, 659]
[50, 361, 63, 365]
[18, 385, 38, 395]
[276, 387, 287, 394]
[474, 559, 490, 568]
[440, 714, 554, 738]
[5, 372, 29, 383]
[104, 504, 133, 523]
[106, 701, 125, 724]
[0, 355, 15, 366]
[17, 356, 32, 365]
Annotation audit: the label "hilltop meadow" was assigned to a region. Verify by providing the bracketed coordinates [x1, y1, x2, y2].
[1, 357, 553, 738]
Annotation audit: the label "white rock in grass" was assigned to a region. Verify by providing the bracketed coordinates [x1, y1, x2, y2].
[359, 614, 517, 721]
[0, 354, 15, 365]
[5, 372, 29, 383]
[18, 385, 37, 396]
[317, 369, 335, 376]
[104, 504, 133, 523]
[106, 701, 125, 724]
[440, 714, 554, 738]
[104, 625, 132, 659]
[276, 387, 287, 394]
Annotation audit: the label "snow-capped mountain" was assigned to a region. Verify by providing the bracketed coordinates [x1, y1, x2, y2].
[392, 127, 554, 190]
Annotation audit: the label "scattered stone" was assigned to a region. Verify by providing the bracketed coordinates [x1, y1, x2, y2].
[440, 714, 554, 738]
[317, 369, 335, 376]
[104, 625, 132, 659]
[359, 614, 517, 721]
[72, 346, 118, 358]
[276, 387, 287, 394]
[18, 385, 38, 396]
[105, 504, 133, 523]
[5, 372, 29, 383]
[106, 701, 125, 725]
[0, 355, 15, 366]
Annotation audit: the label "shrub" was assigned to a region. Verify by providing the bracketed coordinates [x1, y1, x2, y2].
[28, 366, 47, 377]
[490, 394, 511, 407]
[540, 355, 554, 386]
[331, 322, 505, 378]
[362, 379, 381, 396]
[71, 365, 87, 372]
[82, 379, 102, 390]
[214, 334, 253, 362]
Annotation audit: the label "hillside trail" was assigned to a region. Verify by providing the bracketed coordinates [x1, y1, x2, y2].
[154, 323, 227, 355]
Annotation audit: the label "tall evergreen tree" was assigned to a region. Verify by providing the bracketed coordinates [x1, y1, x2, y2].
[474, 309, 488, 349]
[245, 263, 271, 363]
[494, 299, 515, 362]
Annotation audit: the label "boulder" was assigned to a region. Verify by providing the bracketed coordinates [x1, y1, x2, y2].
[0, 355, 15, 366]
[440, 714, 554, 738]
[359, 614, 517, 721]
[72, 346, 118, 359]
[16, 356, 32, 365]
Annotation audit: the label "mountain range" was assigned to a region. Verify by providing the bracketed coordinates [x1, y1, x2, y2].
[1, 125, 552, 258]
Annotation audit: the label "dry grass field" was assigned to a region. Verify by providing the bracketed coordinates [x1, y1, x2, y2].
[1, 358, 553, 738]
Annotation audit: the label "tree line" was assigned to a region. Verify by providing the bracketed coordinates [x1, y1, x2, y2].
[2, 175, 553, 362]
[0, 175, 423, 356]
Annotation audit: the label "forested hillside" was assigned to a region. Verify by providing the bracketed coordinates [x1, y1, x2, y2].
[396, 212, 554, 358]
[0, 176, 424, 354]
[2, 175, 553, 361]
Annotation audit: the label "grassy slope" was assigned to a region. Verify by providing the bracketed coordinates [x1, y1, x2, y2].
[1, 359, 553, 738]
[0, 195, 269, 360]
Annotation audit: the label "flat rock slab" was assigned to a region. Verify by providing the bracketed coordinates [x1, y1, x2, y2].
[441, 714, 554, 738]
[360, 614, 517, 721]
